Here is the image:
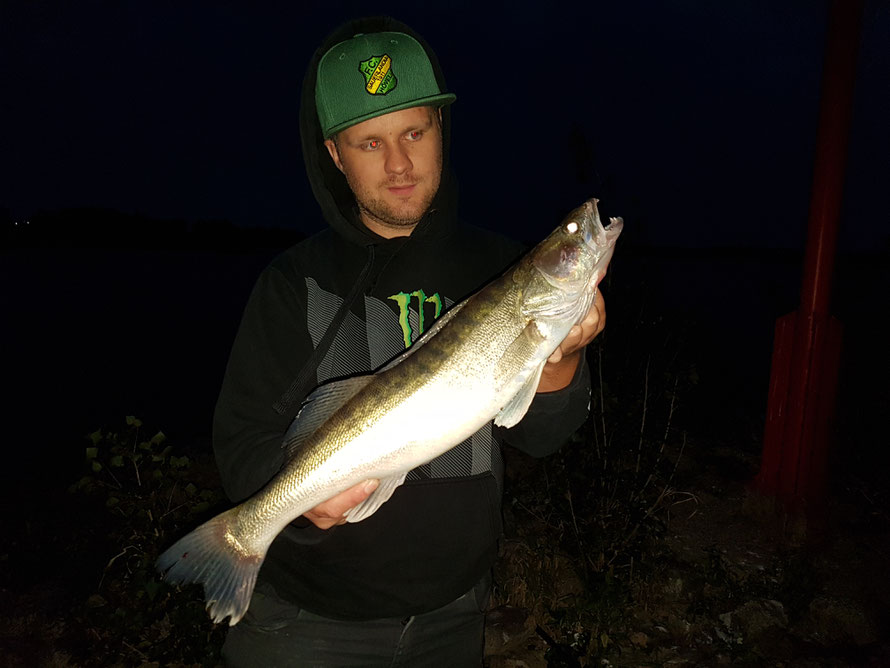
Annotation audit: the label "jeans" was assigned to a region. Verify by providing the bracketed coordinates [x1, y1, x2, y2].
[221, 574, 491, 667]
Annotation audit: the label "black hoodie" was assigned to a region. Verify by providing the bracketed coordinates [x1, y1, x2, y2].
[212, 16, 591, 620]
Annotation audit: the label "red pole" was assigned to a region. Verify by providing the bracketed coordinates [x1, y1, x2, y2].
[756, 0, 862, 518]
[801, 0, 862, 318]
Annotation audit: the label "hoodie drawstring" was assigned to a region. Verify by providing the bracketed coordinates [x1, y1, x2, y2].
[272, 244, 377, 416]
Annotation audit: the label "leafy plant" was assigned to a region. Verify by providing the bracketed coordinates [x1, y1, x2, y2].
[494, 305, 698, 665]
[66, 416, 227, 666]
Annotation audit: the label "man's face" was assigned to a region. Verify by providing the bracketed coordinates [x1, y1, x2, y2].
[324, 106, 443, 238]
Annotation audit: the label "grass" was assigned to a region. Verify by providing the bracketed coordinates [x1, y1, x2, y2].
[491, 318, 698, 664]
[2, 298, 887, 666]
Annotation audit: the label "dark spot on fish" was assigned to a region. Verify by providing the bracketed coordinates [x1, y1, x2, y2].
[182, 552, 189, 559]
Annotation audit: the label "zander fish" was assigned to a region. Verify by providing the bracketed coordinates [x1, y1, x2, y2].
[157, 199, 623, 624]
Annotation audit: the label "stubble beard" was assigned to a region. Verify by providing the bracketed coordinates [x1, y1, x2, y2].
[346, 165, 442, 232]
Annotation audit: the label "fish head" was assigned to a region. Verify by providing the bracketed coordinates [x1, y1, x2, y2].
[520, 199, 623, 326]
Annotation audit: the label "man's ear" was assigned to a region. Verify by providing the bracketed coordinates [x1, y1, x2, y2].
[324, 138, 345, 174]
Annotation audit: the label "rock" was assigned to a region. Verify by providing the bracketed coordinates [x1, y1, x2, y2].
[485, 605, 536, 656]
[803, 596, 878, 646]
[629, 631, 649, 648]
[487, 657, 546, 668]
[730, 599, 788, 640]
[551, 560, 585, 607]
[85, 594, 107, 609]
[663, 577, 684, 597]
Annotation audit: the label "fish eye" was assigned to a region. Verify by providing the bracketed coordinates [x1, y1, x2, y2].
[565, 222, 579, 234]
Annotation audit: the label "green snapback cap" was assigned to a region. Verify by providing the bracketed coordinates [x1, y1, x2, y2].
[316, 31, 456, 138]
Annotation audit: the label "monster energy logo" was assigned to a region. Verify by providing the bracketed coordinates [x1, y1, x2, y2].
[388, 290, 443, 349]
[359, 54, 398, 95]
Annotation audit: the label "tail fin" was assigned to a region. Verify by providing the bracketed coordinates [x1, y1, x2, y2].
[156, 507, 265, 625]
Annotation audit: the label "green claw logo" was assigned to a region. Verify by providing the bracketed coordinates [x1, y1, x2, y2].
[389, 290, 443, 349]
[359, 54, 398, 95]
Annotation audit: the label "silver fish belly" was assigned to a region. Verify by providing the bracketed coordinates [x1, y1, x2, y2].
[157, 198, 623, 624]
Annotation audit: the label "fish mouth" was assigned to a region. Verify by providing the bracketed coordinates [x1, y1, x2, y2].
[581, 200, 623, 253]
[604, 216, 624, 241]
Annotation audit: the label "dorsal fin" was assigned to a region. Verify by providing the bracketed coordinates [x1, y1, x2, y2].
[377, 301, 466, 373]
[281, 301, 466, 458]
[282, 375, 374, 457]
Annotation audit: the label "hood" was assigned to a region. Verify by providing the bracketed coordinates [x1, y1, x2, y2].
[299, 17, 459, 247]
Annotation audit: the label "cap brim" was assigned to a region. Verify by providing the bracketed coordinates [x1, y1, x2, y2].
[324, 93, 456, 138]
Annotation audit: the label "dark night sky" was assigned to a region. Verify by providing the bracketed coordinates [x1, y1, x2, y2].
[3, 6, 890, 659]
[2, 0, 889, 482]
[2, 0, 887, 250]
[1, 2, 889, 541]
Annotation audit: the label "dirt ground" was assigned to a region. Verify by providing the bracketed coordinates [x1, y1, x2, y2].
[1, 434, 887, 667]
[484, 440, 890, 667]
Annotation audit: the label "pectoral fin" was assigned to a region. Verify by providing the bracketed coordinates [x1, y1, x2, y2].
[343, 472, 408, 523]
[495, 361, 545, 428]
[493, 320, 548, 428]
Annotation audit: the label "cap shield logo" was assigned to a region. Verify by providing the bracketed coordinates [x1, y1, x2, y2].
[359, 54, 397, 95]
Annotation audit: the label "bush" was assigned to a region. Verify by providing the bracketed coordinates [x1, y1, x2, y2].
[495, 320, 696, 663]
[67, 417, 227, 666]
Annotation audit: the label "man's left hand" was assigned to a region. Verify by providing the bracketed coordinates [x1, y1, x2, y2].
[537, 289, 606, 392]
[548, 289, 606, 364]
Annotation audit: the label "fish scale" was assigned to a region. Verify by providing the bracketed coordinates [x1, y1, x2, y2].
[157, 198, 623, 625]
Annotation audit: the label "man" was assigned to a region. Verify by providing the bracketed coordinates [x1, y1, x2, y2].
[214, 16, 604, 666]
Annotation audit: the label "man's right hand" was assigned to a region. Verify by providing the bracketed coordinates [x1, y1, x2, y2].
[302, 479, 380, 530]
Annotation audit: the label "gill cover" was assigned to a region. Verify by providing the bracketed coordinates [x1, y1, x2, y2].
[521, 199, 621, 323]
[532, 206, 598, 293]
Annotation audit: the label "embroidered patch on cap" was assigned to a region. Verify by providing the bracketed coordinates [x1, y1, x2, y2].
[359, 54, 398, 95]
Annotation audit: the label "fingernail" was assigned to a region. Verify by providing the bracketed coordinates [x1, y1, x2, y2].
[364, 479, 379, 493]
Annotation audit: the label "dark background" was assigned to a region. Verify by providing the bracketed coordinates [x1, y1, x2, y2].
[2, 1, 888, 505]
